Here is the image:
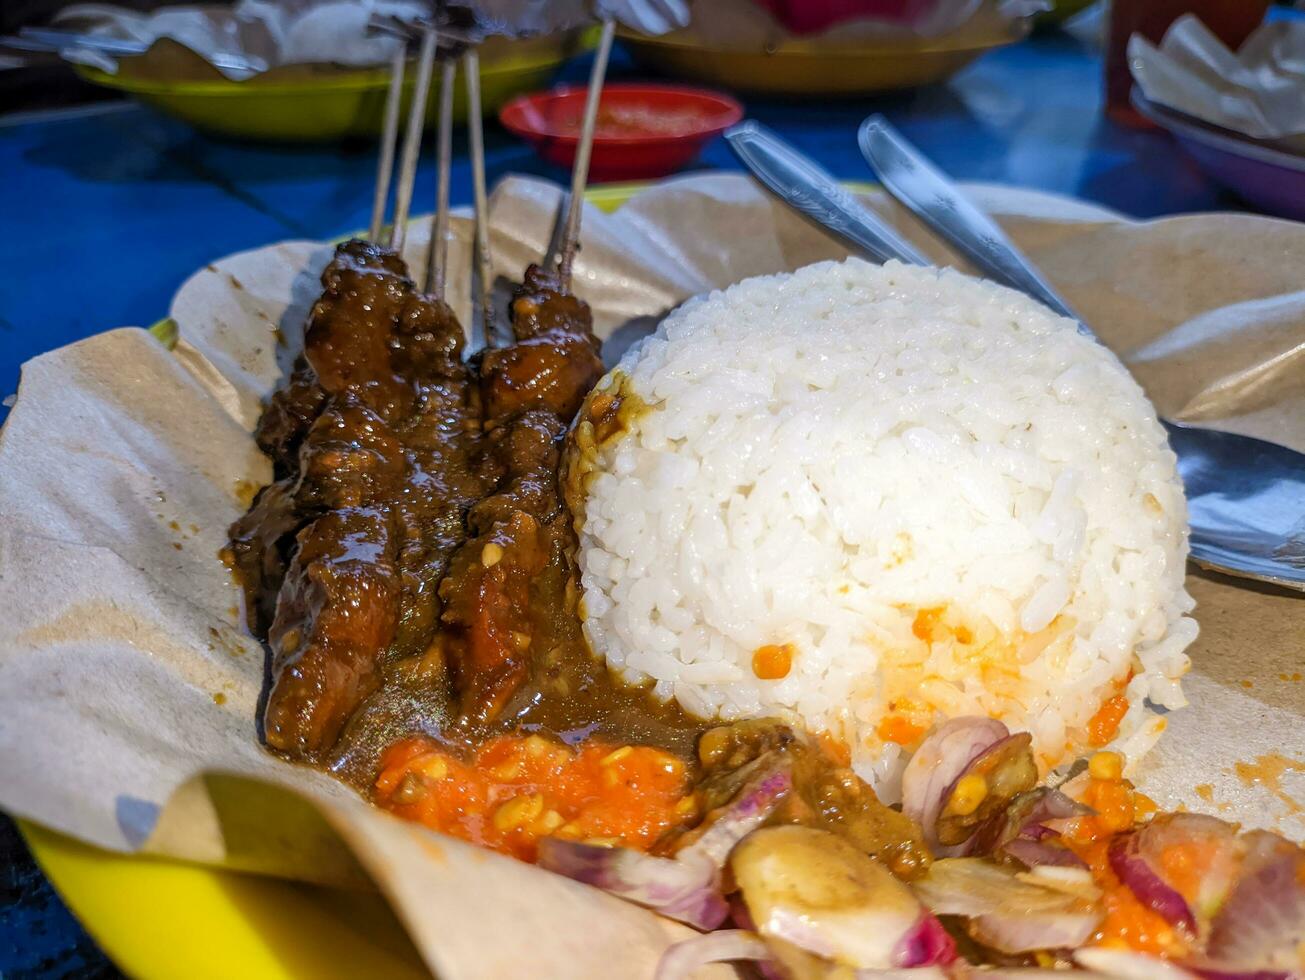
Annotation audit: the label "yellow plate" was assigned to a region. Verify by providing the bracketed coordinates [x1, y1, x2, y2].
[620, 18, 1025, 96]
[15, 181, 665, 980]
[20, 822, 430, 980]
[75, 31, 592, 142]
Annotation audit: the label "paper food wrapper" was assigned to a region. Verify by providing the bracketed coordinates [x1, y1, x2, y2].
[2, 174, 1304, 978]
[1130, 13, 1305, 151]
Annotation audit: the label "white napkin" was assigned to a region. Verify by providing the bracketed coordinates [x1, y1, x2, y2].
[1129, 13, 1305, 151]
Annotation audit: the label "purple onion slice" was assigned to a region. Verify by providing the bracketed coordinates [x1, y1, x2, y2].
[1002, 836, 1088, 870]
[902, 716, 1010, 853]
[892, 913, 956, 967]
[654, 930, 770, 980]
[934, 732, 1039, 849]
[536, 839, 730, 930]
[539, 755, 792, 929]
[912, 857, 1103, 955]
[1204, 831, 1305, 976]
[1108, 832, 1196, 932]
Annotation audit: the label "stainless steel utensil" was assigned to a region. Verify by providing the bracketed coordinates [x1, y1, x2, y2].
[725, 120, 1305, 591]
[726, 121, 929, 266]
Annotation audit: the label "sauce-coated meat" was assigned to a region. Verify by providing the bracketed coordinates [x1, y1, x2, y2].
[230, 239, 488, 763]
[479, 264, 604, 422]
[438, 265, 604, 724]
[265, 505, 400, 755]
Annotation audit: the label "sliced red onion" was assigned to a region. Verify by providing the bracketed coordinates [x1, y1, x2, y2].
[1187, 967, 1298, 980]
[536, 840, 730, 929]
[902, 717, 1009, 853]
[1108, 832, 1196, 932]
[1018, 786, 1093, 829]
[966, 786, 1092, 867]
[912, 857, 1103, 954]
[540, 758, 792, 930]
[1132, 813, 1244, 923]
[1074, 948, 1203, 979]
[891, 914, 956, 967]
[854, 970, 949, 979]
[679, 763, 792, 867]
[934, 733, 1039, 848]
[654, 930, 771, 980]
[969, 907, 1101, 955]
[1205, 833, 1305, 973]
[1003, 837, 1087, 870]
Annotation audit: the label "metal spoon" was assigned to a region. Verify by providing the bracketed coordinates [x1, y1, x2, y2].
[726, 120, 1305, 591]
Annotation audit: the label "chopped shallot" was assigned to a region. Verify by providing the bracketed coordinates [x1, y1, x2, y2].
[913, 857, 1102, 954]
[654, 930, 770, 980]
[1203, 831, 1305, 975]
[902, 717, 1010, 854]
[538, 756, 792, 928]
[1108, 831, 1196, 932]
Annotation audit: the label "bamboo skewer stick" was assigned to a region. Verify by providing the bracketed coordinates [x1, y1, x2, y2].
[557, 17, 616, 291]
[425, 58, 458, 298]
[464, 49, 494, 346]
[389, 26, 439, 253]
[369, 44, 408, 243]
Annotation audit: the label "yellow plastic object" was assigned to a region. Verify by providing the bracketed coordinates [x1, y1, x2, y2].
[620, 20, 1025, 96]
[20, 822, 430, 980]
[75, 32, 592, 142]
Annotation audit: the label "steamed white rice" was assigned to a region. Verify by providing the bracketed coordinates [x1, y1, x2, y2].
[570, 259, 1196, 796]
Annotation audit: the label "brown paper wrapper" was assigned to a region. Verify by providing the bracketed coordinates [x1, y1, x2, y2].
[1, 174, 1302, 978]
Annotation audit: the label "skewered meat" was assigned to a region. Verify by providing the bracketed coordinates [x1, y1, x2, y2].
[438, 264, 604, 724]
[230, 239, 488, 762]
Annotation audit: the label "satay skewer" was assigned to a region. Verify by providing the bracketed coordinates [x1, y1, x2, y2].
[557, 17, 616, 291]
[464, 49, 495, 348]
[390, 26, 439, 253]
[425, 57, 458, 298]
[369, 44, 408, 243]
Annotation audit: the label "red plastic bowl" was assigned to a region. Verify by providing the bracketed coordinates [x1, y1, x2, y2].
[499, 83, 744, 182]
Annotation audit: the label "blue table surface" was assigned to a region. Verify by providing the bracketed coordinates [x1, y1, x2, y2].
[0, 25, 1273, 413]
[0, 16, 1286, 977]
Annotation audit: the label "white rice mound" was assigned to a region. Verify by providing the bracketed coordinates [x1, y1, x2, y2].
[573, 258, 1196, 797]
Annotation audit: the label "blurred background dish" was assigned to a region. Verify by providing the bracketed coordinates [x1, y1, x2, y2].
[69, 31, 593, 141]
[621, 35, 1020, 96]
[618, 0, 1032, 96]
[1033, 0, 1096, 28]
[1133, 91, 1305, 221]
[619, 18, 1026, 95]
[1105, 0, 1272, 126]
[499, 82, 742, 180]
